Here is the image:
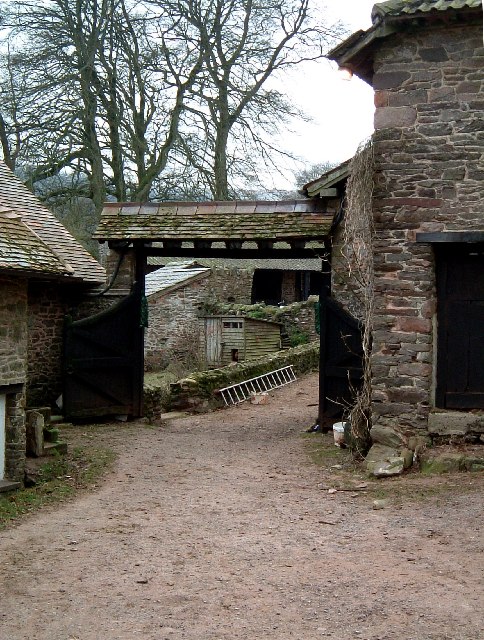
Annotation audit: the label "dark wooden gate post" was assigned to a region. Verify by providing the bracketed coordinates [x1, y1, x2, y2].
[133, 243, 147, 418]
[318, 249, 332, 431]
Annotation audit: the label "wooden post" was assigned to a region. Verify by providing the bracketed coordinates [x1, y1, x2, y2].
[318, 248, 332, 432]
[133, 243, 147, 418]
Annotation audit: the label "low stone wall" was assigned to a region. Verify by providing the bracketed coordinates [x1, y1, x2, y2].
[144, 342, 319, 421]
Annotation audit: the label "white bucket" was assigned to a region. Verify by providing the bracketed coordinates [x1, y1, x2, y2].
[333, 422, 346, 447]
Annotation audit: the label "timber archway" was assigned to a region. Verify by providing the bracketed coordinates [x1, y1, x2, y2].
[64, 192, 362, 425]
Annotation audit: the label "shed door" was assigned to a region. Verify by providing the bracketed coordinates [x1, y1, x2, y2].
[0, 394, 5, 480]
[437, 246, 484, 409]
[205, 318, 222, 367]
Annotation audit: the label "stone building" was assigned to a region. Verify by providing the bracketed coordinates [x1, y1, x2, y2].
[0, 162, 105, 486]
[326, 0, 484, 447]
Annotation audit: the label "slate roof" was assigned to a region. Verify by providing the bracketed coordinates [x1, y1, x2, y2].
[148, 255, 323, 270]
[94, 200, 334, 243]
[145, 261, 210, 297]
[0, 209, 69, 276]
[0, 161, 105, 284]
[327, 0, 481, 83]
[372, 0, 481, 21]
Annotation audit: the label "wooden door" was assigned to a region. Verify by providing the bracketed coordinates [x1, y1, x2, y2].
[318, 295, 363, 427]
[205, 318, 222, 367]
[436, 246, 484, 409]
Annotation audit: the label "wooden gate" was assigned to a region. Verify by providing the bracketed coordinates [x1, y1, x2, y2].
[63, 292, 144, 419]
[318, 295, 364, 427]
[436, 245, 484, 409]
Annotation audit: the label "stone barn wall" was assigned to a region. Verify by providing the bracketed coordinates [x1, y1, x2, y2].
[370, 22, 484, 439]
[145, 267, 253, 371]
[0, 276, 28, 481]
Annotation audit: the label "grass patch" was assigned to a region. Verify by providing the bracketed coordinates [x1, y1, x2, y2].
[0, 444, 116, 531]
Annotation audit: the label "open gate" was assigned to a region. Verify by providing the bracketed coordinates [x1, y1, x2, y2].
[318, 294, 364, 428]
[63, 292, 144, 419]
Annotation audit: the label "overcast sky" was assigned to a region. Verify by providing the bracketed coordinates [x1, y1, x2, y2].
[274, 0, 378, 183]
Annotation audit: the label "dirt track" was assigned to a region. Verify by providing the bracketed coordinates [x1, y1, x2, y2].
[0, 372, 482, 640]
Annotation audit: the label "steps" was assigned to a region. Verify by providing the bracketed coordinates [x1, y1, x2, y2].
[26, 407, 70, 458]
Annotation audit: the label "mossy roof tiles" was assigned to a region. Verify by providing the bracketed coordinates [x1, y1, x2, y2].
[0, 162, 105, 284]
[0, 210, 69, 276]
[94, 200, 333, 242]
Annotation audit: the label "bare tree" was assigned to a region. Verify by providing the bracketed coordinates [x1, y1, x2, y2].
[166, 0, 343, 199]
[0, 0, 342, 215]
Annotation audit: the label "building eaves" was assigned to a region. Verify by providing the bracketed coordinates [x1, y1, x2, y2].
[0, 161, 105, 285]
[327, 0, 482, 84]
[0, 209, 70, 277]
[302, 160, 351, 198]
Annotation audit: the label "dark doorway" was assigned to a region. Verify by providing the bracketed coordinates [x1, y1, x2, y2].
[436, 245, 484, 409]
[251, 269, 283, 305]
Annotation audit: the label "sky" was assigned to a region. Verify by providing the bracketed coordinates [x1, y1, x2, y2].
[274, 0, 378, 182]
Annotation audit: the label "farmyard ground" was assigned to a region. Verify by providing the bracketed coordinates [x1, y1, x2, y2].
[0, 372, 482, 639]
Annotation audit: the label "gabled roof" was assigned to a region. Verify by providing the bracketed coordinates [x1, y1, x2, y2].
[327, 0, 482, 84]
[94, 200, 334, 244]
[145, 261, 210, 297]
[0, 208, 69, 277]
[301, 160, 351, 199]
[0, 162, 105, 284]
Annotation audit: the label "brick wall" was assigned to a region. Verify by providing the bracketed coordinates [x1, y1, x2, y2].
[370, 23, 484, 437]
[0, 276, 28, 481]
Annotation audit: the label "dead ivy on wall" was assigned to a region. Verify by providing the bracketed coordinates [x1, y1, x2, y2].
[342, 139, 375, 455]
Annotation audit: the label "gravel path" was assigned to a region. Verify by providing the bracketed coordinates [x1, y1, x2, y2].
[0, 372, 482, 640]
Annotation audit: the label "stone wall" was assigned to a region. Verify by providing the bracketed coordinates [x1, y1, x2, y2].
[370, 22, 484, 438]
[27, 283, 68, 407]
[144, 342, 319, 419]
[0, 276, 28, 482]
[0, 276, 28, 386]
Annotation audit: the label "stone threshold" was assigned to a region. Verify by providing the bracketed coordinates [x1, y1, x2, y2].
[0, 479, 21, 493]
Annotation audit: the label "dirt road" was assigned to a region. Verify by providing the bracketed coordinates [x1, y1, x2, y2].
[0, 373, 482, 640]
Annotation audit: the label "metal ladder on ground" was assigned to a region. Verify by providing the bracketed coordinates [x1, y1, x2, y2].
[218, 365, 297, 407]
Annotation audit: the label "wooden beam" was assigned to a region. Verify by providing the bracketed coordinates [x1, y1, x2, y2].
[142, 247, 328, 259]
[416, 231, 484, 243]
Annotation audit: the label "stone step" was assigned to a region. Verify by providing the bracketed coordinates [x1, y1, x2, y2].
[42, 441, 68, 456]
[0, 479, 21, 493]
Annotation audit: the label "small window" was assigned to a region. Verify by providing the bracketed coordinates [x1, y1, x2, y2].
[223, 321, 243, 329]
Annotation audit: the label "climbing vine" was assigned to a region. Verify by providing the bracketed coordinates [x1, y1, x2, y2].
[342, 139, 375, 456]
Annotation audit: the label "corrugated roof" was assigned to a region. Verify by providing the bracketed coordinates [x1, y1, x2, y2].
[0, 162, 105, 284]
[0, 209, 69, 276]
[145, 261, 210, 297]
[94, 200, 333, 242]
[372, 0, 481, 21]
